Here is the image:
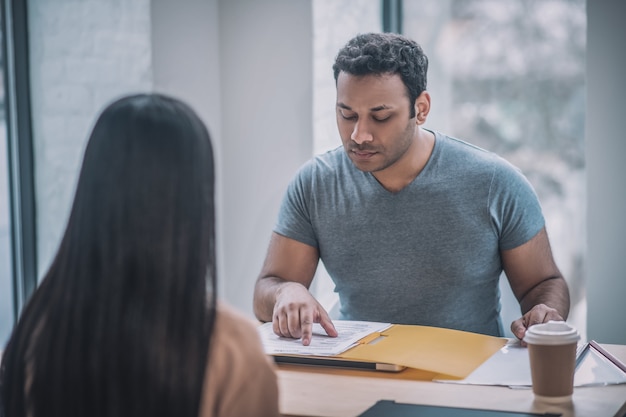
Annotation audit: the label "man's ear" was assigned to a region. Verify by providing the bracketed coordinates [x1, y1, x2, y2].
[414, 91, 431, 125]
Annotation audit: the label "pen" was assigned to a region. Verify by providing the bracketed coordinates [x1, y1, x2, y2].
[589, 340, 626, 374]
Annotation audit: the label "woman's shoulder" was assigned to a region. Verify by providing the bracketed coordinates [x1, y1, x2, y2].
[211, 301, 266, 357]
[200, 301, 279, 417]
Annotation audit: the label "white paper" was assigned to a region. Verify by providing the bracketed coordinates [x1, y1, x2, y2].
[258, 320, 391, 356]
[575, 345, 626, 386]
[436, 339, 626, 388]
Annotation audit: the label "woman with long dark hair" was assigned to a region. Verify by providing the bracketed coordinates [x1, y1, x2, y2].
[0, 93, 279, 417]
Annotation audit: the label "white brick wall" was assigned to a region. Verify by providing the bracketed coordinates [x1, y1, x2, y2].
[28, 0, 153, 276]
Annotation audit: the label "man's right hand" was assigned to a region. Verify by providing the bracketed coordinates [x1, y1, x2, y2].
[272, 282, 338, 346]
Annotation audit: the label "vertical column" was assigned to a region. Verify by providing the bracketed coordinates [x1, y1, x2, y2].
[586, 0, 626, 344]
[218, 0, 314, 314]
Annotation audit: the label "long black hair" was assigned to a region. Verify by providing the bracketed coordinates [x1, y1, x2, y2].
[0, 93, 217, 417]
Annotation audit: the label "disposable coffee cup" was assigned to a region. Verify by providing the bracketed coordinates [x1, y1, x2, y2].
[523, 321, 580, 403]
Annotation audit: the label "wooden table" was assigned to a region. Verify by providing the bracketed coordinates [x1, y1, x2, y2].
[277, 344, 626, 417]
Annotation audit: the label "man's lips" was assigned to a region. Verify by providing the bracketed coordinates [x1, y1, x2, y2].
[350, 148, 377, 159]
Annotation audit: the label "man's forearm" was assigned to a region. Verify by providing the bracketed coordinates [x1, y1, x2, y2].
[519, 276, 570, 319]
[253, 277, 283, 322]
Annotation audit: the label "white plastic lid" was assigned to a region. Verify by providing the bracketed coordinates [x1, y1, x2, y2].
[523, 320, 580, 345]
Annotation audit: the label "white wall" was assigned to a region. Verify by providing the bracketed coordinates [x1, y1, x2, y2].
[151, 0, 313, 315]
[150, 0, 224, 294]
[586, 0, 626, 345]
[217, 0, 313, 314]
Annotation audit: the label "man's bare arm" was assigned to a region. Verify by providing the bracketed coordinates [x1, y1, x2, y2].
[253, 233, 337, 345]
[502, 227, 571, 341]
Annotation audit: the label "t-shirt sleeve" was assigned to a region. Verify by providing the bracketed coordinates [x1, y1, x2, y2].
[274, 162, 319, 248]
[489, 157, 545, 250]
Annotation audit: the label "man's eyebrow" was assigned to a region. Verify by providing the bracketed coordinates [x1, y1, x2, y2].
[336, 103, 392, 112]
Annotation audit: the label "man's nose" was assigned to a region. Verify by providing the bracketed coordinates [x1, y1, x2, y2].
[351, 121, 373, 144]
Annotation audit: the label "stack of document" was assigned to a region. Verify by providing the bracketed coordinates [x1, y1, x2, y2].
[258, 320, 392, 356]
[259, 321, 626, 386]
[258, 319, 508, 380]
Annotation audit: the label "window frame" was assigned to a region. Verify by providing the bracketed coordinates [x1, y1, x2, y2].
[1, 0, 37, 321]
[382, 0, 403, 33]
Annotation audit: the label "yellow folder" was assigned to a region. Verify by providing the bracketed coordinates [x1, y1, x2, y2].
[337, 324, 507, 380]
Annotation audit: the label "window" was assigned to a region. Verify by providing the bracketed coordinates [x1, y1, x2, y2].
[1, 0, 38, 346]
[0, 46, 12, 345]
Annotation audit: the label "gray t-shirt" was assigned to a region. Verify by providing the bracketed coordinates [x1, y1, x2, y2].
[275, 132, 544, 336]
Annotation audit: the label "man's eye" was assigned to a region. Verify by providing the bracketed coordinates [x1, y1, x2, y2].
[340, 112, 357, 120]
[373, 115, 391, 122]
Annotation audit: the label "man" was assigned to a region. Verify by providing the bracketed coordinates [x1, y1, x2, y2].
[253, 32, 569, 346]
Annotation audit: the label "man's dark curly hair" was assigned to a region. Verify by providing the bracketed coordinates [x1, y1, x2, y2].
[333, 32, 428, 118]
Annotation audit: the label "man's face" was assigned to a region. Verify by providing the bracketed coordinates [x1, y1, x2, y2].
[336, 72, 416, 173]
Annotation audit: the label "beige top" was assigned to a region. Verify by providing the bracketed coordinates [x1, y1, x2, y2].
[199, 302, 280, 417]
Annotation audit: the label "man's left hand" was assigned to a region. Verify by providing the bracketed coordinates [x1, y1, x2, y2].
[511, 303, 564, 345]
